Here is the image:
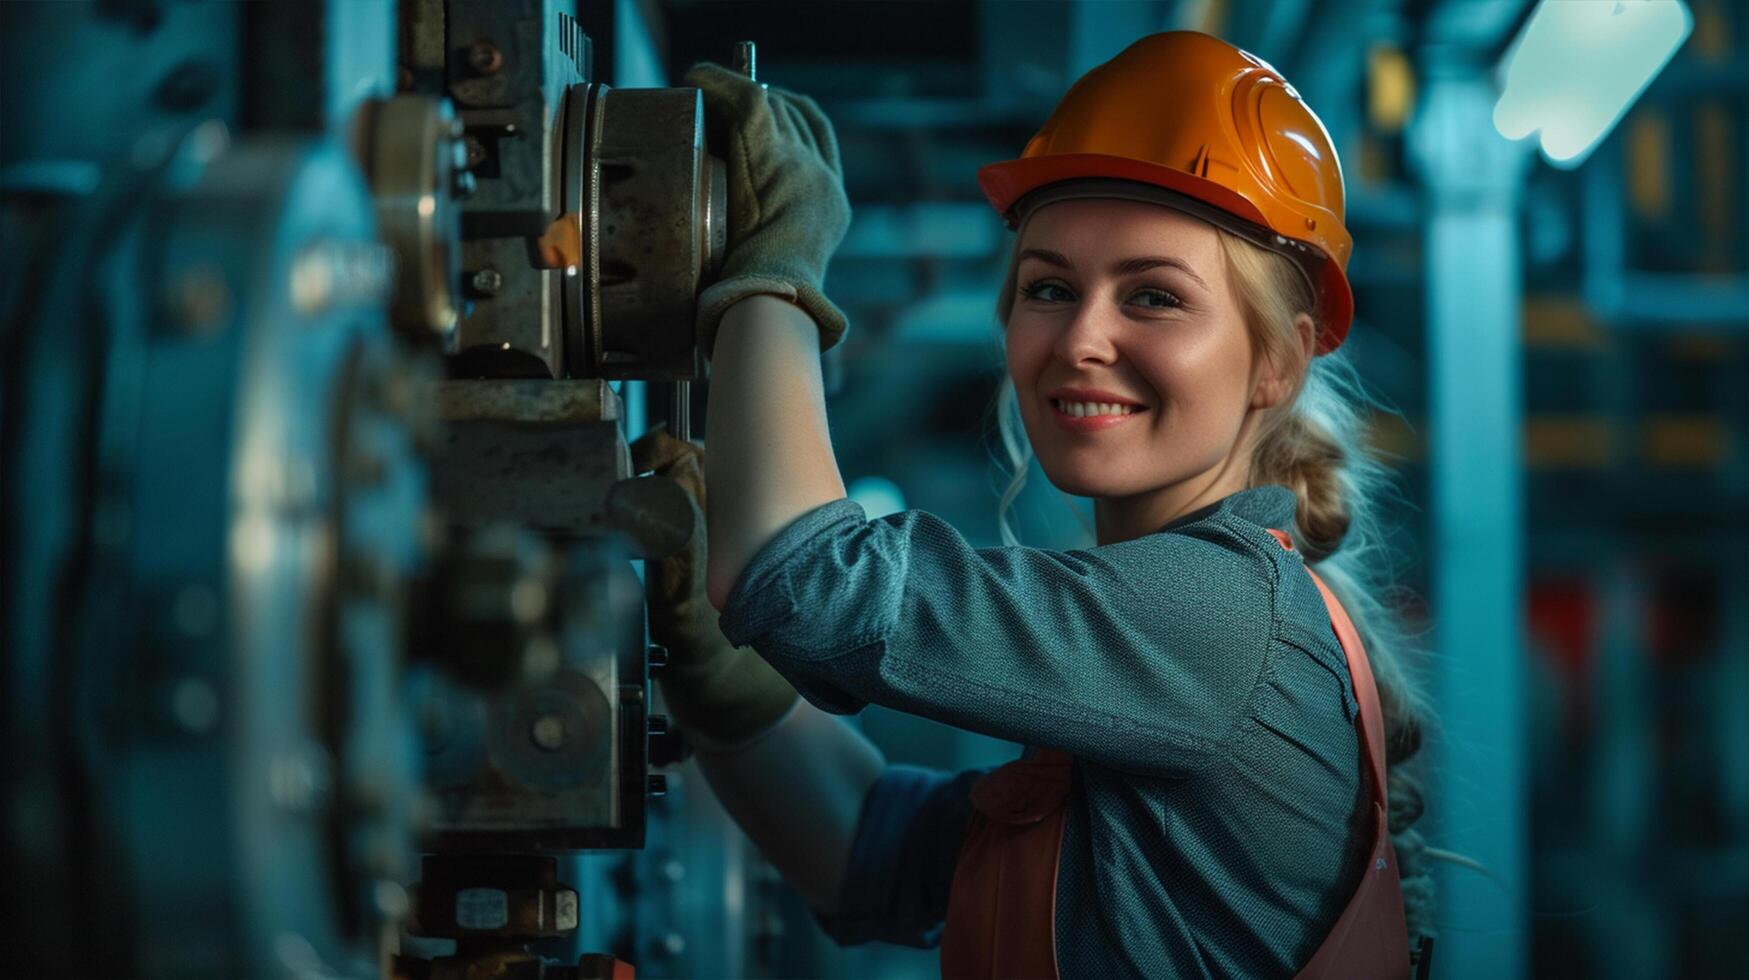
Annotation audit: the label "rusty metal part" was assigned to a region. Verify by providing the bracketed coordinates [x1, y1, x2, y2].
[427, 380, 650, 544]
[467, 40, 503, 76]
[429, 417, 626, 539]
[563, 83, 721, 381]
[491, 668, 613, 790]
[360, 94, 465, 337]
[413, 536, 649, 851]
[442, 1, 586, 379]
[434, 378, 618, 422]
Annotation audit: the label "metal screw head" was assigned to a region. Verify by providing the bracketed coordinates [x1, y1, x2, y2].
[462, 134, 487, 170]
[470, 268, 503, 296]
[467, 40, 503, 75]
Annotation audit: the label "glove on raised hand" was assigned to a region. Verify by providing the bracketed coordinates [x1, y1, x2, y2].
[630, 427, 799, 752]
[685, 62, 852, 358]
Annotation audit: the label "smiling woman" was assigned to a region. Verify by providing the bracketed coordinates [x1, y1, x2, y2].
[1000, 198, 1305, 544]
[645, 29, 1433, 980]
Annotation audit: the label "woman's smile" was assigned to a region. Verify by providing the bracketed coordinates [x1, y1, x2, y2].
[1048, 397, 1148, 433]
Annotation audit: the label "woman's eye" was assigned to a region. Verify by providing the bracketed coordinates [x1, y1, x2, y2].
[1020, 279, 1073, 303]
[1130, 288, 1183, 310]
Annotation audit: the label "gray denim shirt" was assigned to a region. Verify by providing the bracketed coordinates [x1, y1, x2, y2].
[717, 485, 1371, 978]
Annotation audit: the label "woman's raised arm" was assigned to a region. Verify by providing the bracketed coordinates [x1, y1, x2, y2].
[704, 295, 847, 610]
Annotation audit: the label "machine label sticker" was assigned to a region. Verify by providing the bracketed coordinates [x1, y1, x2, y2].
[456, 888, 509, 930]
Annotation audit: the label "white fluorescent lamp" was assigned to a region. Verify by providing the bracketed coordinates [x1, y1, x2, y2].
[1493, 0, 1693, 169]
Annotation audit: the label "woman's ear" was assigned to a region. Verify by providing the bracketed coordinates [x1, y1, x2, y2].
[1250, 313, 1317, 410]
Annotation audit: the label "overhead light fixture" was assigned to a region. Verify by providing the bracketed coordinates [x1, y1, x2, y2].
[1493, 0, 1693, 169]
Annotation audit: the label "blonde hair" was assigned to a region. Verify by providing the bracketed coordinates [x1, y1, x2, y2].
[990, 218, 1437, 952]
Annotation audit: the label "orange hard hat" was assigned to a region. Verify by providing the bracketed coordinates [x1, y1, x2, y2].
[979, 31, 1355, 353]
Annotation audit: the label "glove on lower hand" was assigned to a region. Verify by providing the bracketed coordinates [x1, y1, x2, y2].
[630, 427, 799, 752]
[685, 62, 852, 358]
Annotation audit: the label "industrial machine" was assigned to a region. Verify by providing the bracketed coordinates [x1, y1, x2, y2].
[0, 2, 785, 977]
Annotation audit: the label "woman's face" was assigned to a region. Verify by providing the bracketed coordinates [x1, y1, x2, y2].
[1004, 198, 1264, 506]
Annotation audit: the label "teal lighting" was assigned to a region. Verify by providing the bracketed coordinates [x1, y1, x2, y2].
[1493, 0, 1692, 169]
[847, 476, 908, 519]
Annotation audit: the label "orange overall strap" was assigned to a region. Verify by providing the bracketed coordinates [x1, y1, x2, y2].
[939, 748, 1072, 979]
[1267, 529, 1410, 980]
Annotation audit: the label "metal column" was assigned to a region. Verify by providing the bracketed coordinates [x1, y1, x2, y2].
[1409, 64, 1533, 978]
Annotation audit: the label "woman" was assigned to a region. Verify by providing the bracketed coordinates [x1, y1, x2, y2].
[632, 30, 1432, 979]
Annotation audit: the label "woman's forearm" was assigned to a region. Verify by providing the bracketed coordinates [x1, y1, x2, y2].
[691, 697, 886, 917]
[704, 294, 848, 610]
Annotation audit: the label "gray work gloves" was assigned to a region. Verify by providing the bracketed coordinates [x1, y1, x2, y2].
[630, 427, 799, 752]
[685, 62, 852, 359]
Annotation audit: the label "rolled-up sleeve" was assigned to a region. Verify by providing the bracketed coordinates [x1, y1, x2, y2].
[717, 497, 1281, 777]
[811, 763, 984, 948]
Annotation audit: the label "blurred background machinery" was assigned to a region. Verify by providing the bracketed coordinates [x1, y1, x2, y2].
[4, 2, 1748, 979]
[1, 0, 765, 977]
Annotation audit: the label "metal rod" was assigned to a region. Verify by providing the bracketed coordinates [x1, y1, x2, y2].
[668, 382, 690, 442]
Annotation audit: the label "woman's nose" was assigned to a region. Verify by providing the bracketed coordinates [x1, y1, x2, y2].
[1052, 298, 1120, 366]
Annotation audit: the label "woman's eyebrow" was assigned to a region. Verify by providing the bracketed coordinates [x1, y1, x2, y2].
[1018, 248, 1209, 290]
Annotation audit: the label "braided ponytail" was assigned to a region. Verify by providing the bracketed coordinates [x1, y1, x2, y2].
[1220, 230, 1437, 951]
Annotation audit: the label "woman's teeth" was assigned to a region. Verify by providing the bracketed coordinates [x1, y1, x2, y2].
[1052, 399, 1139, 418]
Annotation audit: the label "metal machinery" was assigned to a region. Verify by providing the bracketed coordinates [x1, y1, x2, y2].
[1, 2, 782, 977]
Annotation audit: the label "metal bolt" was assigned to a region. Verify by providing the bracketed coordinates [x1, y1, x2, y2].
[647, 774, 668, 797]
[555, 889, 579, 931]
[462, 134, 487, 170]
[467, 40, 503, 76]
[470, 267, 502, 297]
[531, 713, 566, 752]
[646, 644, 669, 669]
